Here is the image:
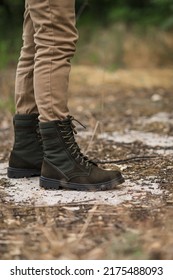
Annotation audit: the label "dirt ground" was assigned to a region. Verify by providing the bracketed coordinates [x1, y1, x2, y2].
[0, 66, 173, 260]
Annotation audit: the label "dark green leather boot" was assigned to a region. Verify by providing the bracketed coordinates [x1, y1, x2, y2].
[39, 116, 125, 191]
[7, 114, 43, 178]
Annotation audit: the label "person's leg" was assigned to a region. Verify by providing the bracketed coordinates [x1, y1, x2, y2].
[8, 0, 77, 178]
[27, 0, 78, 121]
[8, 1, 43, 178]
[27, 0, 124, 190]
[15, 0, 38, 114]
[8, 0, 78, 178]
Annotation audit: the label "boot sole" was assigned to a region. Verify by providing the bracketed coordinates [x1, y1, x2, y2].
[7, 167, 41, 178]
[40, 175, 125, 191]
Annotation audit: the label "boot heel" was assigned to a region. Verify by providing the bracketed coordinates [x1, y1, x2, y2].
[7, 167, 40, 178]
[39, 176, 61, 190]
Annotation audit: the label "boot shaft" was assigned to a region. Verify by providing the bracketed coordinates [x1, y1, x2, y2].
[39, 116, 87, 174]
[13, 114, 40, 149]
[8, 114, 43, 173]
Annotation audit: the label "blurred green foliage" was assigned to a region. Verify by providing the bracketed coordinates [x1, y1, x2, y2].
[0, 0, 24, 68]
[76, 0, 173, 28]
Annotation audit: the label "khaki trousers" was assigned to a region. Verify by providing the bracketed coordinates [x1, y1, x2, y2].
[15, 0, 78, 121]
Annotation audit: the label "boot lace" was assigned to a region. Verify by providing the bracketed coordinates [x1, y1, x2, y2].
[59, 116, 95, 168]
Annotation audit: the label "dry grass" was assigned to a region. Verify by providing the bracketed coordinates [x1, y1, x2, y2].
[75, 25, 173, 69]
[1, 201, 173, 260]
